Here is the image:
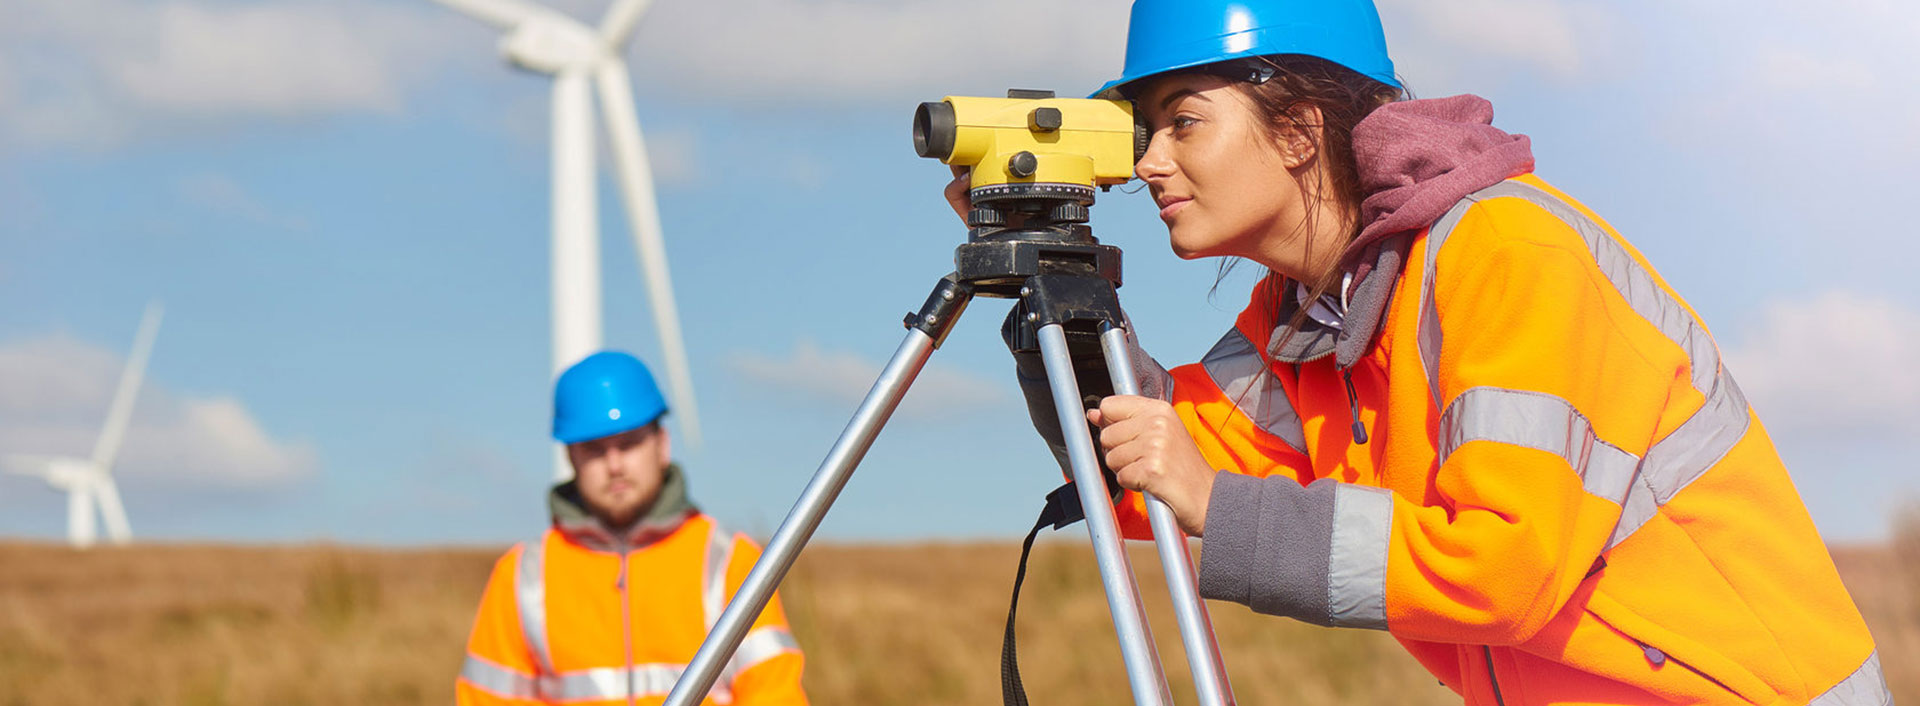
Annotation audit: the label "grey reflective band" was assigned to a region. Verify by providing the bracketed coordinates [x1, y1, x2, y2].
[514, 535, 553, 675]
[1326, 484, 1392, 630]
[704, 520, 734, 631]
[1419, 181, 1719, 397]
[1416, 180, 1757, 552]
[1609, 367, 1751, 546]
[545, 663, 691, 701]
[461, 654, 538, 700]
[1439, 386, 1639, 505]
[1808, 651, 1891, 706]
[1417, 197, 1477, 408]
[1201, 327, 1308, 454]
[1494, 181, 1720, 396]
[723, 626, 802, 683]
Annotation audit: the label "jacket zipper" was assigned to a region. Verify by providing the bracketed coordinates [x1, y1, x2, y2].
[1341, 366, 1369, 444]
[1634, 641, 1745, 698]
[1482, 646, 1507, 706]
[618, 544, 636, 706]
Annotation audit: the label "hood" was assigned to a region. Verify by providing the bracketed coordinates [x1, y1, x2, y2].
[1272, 94, 1535, 368]
[549, 463, 698, 552]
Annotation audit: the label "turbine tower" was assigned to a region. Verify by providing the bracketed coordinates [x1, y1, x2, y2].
[431, 0, 702, 478]
[5, 303, 162, 548]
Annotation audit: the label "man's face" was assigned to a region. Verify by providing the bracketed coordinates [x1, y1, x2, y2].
[566, 423, 670, 529]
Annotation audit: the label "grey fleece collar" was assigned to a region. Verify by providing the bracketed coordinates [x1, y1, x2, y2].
[549, 463, 698, 553]
[1267, 234, 1410, 369]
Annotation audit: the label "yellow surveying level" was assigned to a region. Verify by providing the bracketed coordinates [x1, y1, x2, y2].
[914, 89, 1144, 200]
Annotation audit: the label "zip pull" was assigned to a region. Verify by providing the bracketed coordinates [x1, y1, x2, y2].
[1342, 367, 1369, 445]
[1638, 641, 1667, 666]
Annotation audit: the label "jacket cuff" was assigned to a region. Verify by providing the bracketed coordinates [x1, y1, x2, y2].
[1198, 474, 1337, 625]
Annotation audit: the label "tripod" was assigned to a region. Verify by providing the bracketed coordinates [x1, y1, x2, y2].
[662, 197, 1236, 706]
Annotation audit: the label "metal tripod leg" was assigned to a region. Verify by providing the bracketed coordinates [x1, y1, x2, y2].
[1100, 324, 1237, 706]
[661, 276, 971, 706]
[1034, 323, 1174, 706]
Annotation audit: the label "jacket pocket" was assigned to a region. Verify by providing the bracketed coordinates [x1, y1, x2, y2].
[1586, 591, 1776, 705]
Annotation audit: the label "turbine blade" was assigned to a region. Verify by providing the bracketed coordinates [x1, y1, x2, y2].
[594, 58, 702, 448]
[69, 481, 96, 548]
[425, 0, 548, 30]
[4, 454, 59, 478]
[553, 70, 603, 481]
[92, 471, 133, 545]
[597, 0, 656, 46]
[92, 302, 162, 471]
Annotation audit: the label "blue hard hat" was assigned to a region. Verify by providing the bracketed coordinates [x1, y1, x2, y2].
[1092, 0, 1398, 100]
[552, 351, 668, 444]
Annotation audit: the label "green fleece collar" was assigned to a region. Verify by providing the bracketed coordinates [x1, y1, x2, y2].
[548, 463, 697, 552]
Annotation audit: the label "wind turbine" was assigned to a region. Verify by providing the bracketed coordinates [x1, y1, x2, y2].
[5, 302, 162, 548]
[429, 0, 702, 479]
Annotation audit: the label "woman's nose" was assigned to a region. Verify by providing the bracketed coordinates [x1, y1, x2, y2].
[1134, 132, 1174, 181]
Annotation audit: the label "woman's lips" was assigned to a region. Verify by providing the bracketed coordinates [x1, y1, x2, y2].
[1158, 197, 1191, 220]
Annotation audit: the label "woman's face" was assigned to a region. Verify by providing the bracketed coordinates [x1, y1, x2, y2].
[1133, 73, 1315, 276]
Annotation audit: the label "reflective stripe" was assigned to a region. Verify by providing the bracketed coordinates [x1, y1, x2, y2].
[514, 536, 553, 675]
[1438, 386, 1639, 505]
[1201, 327, 1307, 454]
[1417, 197, 1477, 408]
[723, 626, 801, 683]
[1416, 181, 1756, 552]
[544, 663, 687, 701]
[1808, 651, 1891, 706]
[1608, 366, 1751, 547]
[704, 520, 734, 631]
[1418, 181, 1719, 403]
[461, 654, 538, 700]
[1326, 484, 1392, 630]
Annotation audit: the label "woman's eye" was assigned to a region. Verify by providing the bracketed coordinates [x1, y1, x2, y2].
[1172, 116, 1198, 131]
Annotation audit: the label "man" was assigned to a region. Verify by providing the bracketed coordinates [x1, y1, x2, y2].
[457, 351, 807, 705]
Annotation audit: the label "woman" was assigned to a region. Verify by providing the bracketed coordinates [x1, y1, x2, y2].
[949, 1, 1887, 704]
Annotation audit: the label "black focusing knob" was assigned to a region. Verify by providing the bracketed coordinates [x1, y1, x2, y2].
[1008, 151, 1039, 178]
[1049, 202, 1090, 223]
[1030, 107, 1062, 133]
[968, 207, 1008, 227]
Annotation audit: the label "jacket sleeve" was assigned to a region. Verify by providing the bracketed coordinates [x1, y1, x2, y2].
[721, 535, 809, 706]
[456, 545, 544, 706]
[1199, 201, 1691, 646]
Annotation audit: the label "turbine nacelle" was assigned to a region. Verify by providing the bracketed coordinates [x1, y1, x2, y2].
[501, 14, 605, 75]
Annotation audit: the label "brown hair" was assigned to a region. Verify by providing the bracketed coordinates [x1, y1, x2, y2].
[1198, 55, 1404, 325]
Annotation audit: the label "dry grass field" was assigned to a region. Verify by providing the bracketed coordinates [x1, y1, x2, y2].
[0, 534, 1912, 706]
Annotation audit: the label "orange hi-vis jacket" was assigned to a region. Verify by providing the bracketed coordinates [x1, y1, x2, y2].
[1132, 175, 1888, 705]
[457, 468, 806, 706]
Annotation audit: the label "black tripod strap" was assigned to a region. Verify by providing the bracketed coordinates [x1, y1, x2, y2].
[1002, 482, 1087, 706]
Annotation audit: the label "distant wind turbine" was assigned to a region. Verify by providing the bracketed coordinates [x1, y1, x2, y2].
[5, 302, 162, 548]
[429, 0, 702, 478]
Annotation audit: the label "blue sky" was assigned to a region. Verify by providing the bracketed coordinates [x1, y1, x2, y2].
[2, 0, 1915, 546]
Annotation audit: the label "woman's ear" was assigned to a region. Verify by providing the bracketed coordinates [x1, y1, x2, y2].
[1276, 104, 1323, 169]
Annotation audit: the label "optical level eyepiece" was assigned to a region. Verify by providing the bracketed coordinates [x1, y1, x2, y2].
[913, 101, 956, 160]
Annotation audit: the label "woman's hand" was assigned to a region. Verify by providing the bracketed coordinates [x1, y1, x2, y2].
[1089, 395, 1215, 536]
[944, 165, 971, 223]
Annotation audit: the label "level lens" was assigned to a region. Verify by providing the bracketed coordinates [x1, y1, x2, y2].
[913, 101, 956, 160]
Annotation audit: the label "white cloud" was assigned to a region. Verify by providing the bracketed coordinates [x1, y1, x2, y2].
[0, 335, 315, 485]
[0, 0, 462, 147]
[1725, 291, 1920, 437]
[728, 339, 1008, 418]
